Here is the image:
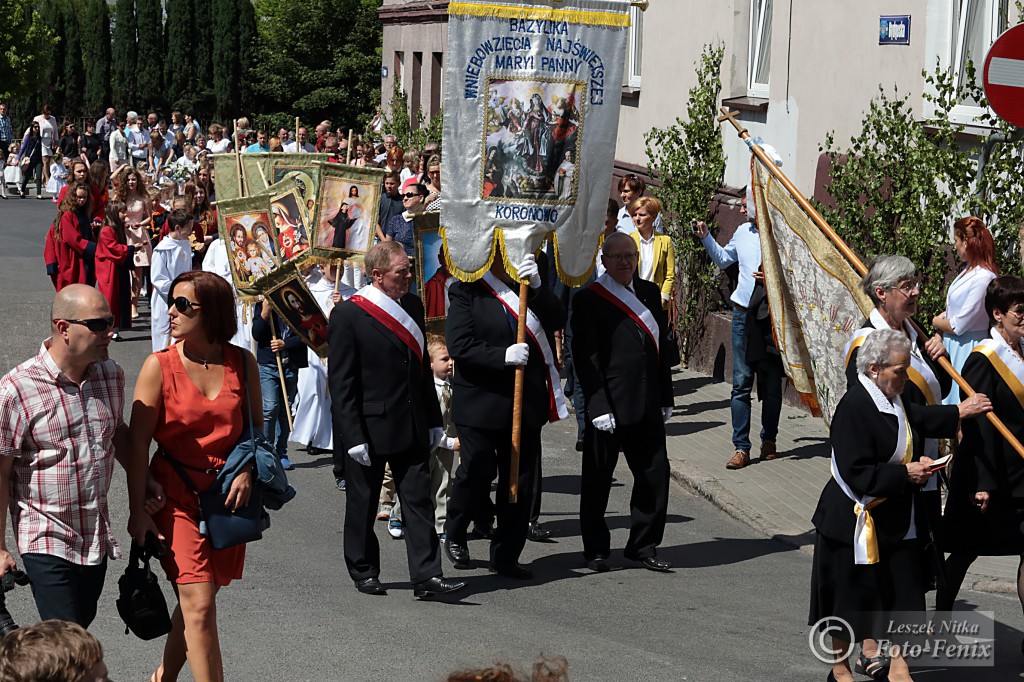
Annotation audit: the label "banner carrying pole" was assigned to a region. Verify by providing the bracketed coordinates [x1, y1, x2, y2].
[269, 314, 294, 431]
[294, 117, 300, 153]
[718, 106, 1024, 460]
[509, 279, 529, 504]
[346, 129, 354, 164]
[334, 258, 343, 295]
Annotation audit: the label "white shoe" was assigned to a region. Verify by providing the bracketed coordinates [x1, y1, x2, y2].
[388, 518, 404, 539]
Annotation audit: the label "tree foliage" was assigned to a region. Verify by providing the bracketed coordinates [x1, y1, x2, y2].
[135, 0, 163, 112]
[110, 0, 137, 112]
[163, 0, 193, 110]
[0, 0, 56, 101]
[251, 0, 382, 130]
[61, 0, 85, 116]
[818, 61, 1024, 329]
[82, 0, 112, 114]
[644, 43, 726, 359]
[380, 76, 443, 150]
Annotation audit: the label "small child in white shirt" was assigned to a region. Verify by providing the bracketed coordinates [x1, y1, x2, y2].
[45, 154, 69, 200]
[150, 209, 196, 352]
[426, 334, 459, 540]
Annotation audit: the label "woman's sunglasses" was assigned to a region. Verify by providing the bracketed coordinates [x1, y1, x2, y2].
[53, 317, 114, 332]
[168, 296, 202, 313]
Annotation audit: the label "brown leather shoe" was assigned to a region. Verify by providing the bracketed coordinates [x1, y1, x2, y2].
[760, 440, 778, 460]
[726, 450, 750, 470]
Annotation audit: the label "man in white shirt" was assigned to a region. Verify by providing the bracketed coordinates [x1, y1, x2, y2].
[283, 127, 315, 153]
[694, 193, 783, 470]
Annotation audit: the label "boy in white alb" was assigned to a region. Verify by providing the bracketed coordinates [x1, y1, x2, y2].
[150, 209, 194, 351]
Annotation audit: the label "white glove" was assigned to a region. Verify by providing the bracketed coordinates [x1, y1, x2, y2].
[662, 407, 673, 423]
[516, 254, 542, 289]
[504, 343, 529, 366]
[592, 413, 616, 433]
[347, 443, 371, 466]
[428, 427, 444, 450]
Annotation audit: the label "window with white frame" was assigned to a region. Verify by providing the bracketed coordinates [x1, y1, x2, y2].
[951, 0, 1008, 115]
[623, 6, 642, 89]
[748, 0, 772, 97]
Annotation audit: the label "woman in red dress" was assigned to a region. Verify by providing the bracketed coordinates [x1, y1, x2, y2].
[93, 199, 134, 339]
[128, 270, 262, 682]
[55, 181, 97, 290]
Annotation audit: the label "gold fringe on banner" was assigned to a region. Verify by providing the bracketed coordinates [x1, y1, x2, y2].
[440, 226, 532, 283]
[447, 1, 630, 27]
[551, 230, 598, 287]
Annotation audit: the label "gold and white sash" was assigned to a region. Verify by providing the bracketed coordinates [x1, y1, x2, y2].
[350, 284, 425, 361]
[480, 272, 569, 423]
[588, 273, 659, 351]
[831, 373, 914, 564]
[971, 330, 1024, 415]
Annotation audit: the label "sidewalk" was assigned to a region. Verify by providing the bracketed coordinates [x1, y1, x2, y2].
[663, 367, 1018, 596]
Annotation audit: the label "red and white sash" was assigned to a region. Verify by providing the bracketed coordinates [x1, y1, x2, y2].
[350, 285, 425, 362]
[588, 273, 659, 351]
[480, 272, 569, 423]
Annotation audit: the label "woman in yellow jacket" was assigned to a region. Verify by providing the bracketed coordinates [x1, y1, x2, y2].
[628, 196, 674, 309]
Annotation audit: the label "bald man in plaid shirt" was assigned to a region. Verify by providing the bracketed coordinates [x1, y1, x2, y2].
[0, 285, 160, 626]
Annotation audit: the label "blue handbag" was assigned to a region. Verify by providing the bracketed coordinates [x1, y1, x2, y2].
[161, 354, 271, 550]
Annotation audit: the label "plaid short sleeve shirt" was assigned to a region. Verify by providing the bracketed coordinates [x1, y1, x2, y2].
[0, 341, 125, 565]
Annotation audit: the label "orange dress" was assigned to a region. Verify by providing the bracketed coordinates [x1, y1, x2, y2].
[150, 345, 246, 586]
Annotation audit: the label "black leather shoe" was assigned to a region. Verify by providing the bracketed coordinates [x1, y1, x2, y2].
[586, 556, 610, 573]
[575, 439, 584, 452]
[444, 538, 471, 569]
[354, 577, 387, 595]
[625, 554, 672, 572]
[527, 522, 553, 542]
[412, 576, 467, 599]
[489, 562, 534, 579]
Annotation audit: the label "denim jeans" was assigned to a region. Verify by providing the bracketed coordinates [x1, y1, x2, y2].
[259, 363, 298, 457]
[730, 307, 783, 452]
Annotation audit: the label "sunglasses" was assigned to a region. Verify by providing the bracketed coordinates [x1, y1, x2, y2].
[55, 317, 114, 332]
[168, 296, 202, 313]
[402, 192, 423, 199]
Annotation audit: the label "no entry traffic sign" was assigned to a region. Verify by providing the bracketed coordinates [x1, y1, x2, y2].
[984, 23, 1024, 127]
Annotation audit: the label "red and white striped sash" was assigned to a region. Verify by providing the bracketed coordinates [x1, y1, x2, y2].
[588, 273, 659, 351]
[350, 285, 425, 362]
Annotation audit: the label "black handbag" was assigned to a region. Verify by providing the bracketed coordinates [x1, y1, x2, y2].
[116, 540, 172, 640]
[161, 354, 268, 550]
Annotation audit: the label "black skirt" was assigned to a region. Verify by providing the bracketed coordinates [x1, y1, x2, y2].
[809, 534, 925, 642]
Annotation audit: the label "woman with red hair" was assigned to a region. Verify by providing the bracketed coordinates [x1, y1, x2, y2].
[932, 216, 999, 403]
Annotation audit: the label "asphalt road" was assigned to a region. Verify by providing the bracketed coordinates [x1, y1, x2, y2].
[1, 198, 1022, 681]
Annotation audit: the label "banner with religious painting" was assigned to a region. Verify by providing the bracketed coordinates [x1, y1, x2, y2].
[441, 0, 629, 285]
[269, 188, 313, 263]
[258, 262, 331, 357]
[270, 154, 329, 209]
[216, 195, 281, 296]
[414, 212, 450, 325]
[309, 162, 386, 261]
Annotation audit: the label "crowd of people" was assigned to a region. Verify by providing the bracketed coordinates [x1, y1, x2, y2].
[5, 99, 1024, 682]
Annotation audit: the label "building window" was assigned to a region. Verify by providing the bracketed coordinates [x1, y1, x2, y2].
[748, 0, 772, 98]
[623, 6, 643, 89]
[951, 0, 1008, 112]
[395, 51, 405, 94]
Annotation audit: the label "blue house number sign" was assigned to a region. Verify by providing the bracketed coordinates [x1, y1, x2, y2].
[880, 15, 911, 45]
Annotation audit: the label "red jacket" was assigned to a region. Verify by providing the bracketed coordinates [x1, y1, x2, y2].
[95, 226, 133, 327]
[43, 220, 60, 289]
[55, 209, 97, 290]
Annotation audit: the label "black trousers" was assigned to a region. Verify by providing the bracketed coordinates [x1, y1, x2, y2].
[344, 446, 441, 584]
[580, 419, 669, 561]
[446, 423, 540, 566]
[331, 421, 346, 480]
[21, 553, 107, 627]
[530, 446, 543, 524]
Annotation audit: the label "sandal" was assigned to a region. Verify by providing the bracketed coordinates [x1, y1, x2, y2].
[854, 652, 890, 680]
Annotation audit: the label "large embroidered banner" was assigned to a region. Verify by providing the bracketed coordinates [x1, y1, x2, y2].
[753, 157, 873, 426]
[441, 0, 630, 285]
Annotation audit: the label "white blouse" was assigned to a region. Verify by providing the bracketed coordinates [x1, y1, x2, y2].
[945, 266, 997, 336]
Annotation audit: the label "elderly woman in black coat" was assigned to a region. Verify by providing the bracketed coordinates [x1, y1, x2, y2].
[810, 328, 990, 682]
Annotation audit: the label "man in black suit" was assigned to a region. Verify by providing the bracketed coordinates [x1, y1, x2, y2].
[570, 232, 675, 573]
[444, 250, 565, 579]
[329, 240, 465, 599]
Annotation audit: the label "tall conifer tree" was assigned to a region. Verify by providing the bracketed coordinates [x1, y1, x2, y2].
[163, 0, 194, 109]
[83, 0, 112, 113]
[111, 0, 138, 112]
[135, 0, 163, 113]
[62, 1, 86, 116]
[39, 0, 66, 114]
[211, 0, 240, 121]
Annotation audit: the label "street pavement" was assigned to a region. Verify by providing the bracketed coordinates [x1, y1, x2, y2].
[1, 197, 1023, 680]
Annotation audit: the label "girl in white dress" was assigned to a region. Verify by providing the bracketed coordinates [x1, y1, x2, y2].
[932, 216, 999, 404]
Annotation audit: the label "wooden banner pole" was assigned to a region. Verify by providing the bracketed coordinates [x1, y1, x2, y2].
[268, 314, 294, 431]
[509, 279, 529, 503]
[717, 105, 1024, 460]
[334, 258, 343, 294]
[234, 118, 246, 195]
[346, 129, 354, 164]
[294, 117, 300, 153]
